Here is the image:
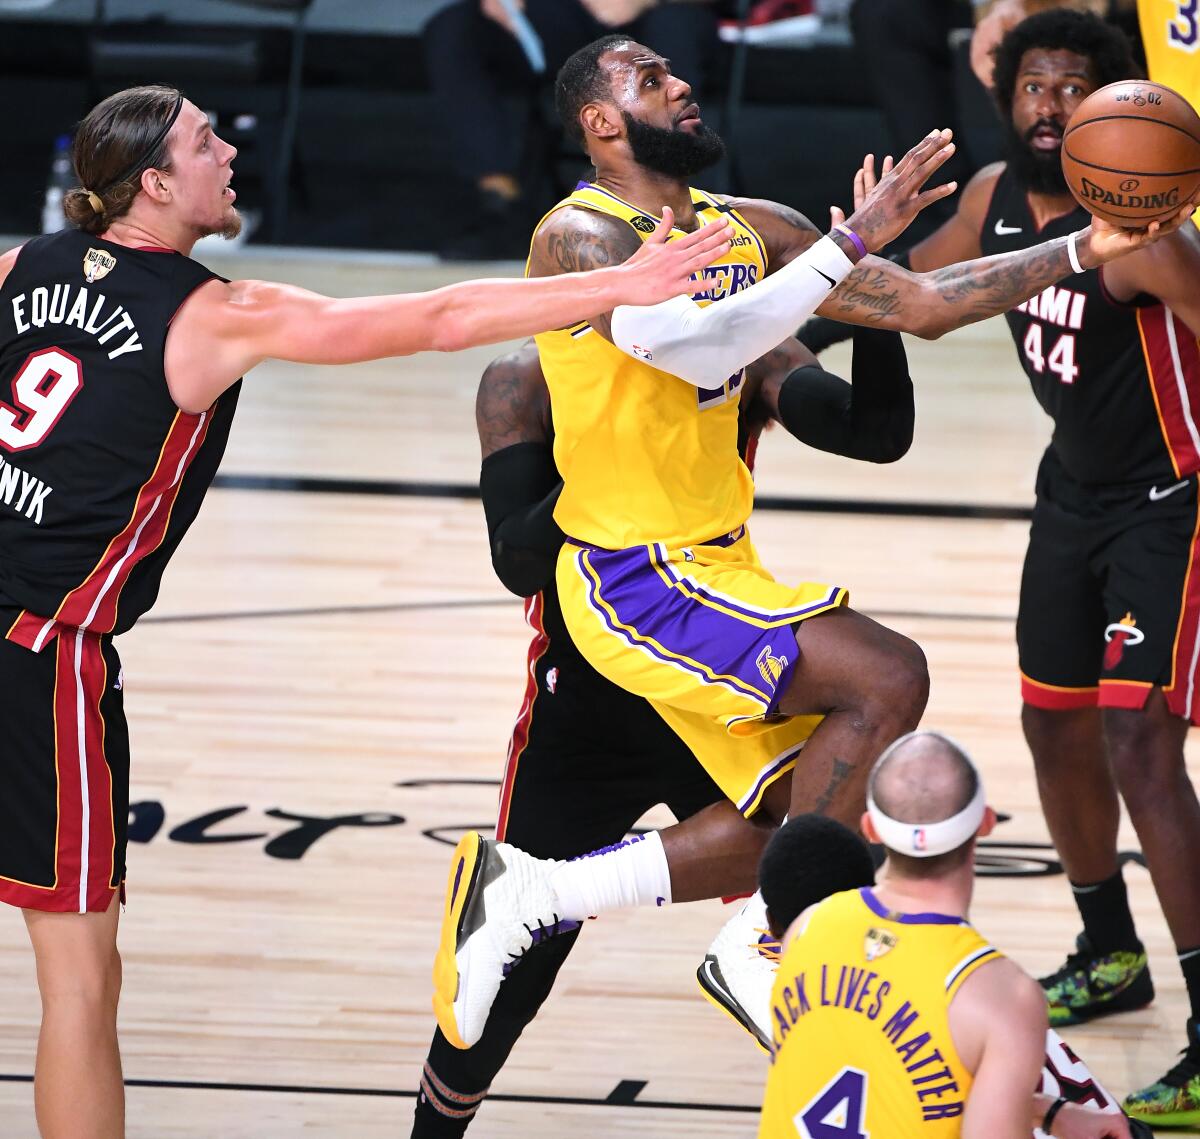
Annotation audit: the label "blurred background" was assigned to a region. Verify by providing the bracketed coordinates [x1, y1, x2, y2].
[0, 0, 1141, 259]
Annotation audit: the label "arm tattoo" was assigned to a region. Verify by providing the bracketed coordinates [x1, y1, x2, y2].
[829, 266, 902, 324]
[813, 757, 854, 815]
[476, 357, 547, 457]
[925, 238, 1072, 324]
[530, 211, 642, 339]
[548, 229, 615, 274]
[826, 238, 1074, 336]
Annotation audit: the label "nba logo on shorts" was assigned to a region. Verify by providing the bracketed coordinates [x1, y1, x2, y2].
[545, 667, 558, 694]
[912, 827, 927, 852]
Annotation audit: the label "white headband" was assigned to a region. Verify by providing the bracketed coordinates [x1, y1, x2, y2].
[867, 777, 987, 858]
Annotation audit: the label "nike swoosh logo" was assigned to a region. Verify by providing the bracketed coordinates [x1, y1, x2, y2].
[812, 266, 836, 289]
[1149, 480, 1189, 501]
[994, 219, 1023, 235]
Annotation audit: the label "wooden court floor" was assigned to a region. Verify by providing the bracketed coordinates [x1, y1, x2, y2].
[0, 249, 1196, 1137]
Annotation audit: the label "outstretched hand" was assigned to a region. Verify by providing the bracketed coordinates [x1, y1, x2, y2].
[842, 130, 957, 253]
[616, 206, 731, 306]
[1079, 197, 1200, 267]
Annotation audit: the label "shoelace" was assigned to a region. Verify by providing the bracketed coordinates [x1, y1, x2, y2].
[503, 914, 565, 975]
[751, 927, 781, 964]
[1039, 949, 1092, 987]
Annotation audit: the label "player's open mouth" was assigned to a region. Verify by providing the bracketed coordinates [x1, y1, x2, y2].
[223, 184, 236, 202]
[677, 104, 702, 130]
[1029, 123, 1064, 151]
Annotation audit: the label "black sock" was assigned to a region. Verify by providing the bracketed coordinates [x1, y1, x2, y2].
[1179, 947, 1200, 1038]
[1069, 871, 1141, 954]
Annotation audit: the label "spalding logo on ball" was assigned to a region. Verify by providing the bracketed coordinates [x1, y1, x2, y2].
[1061, 80, 1200, 227]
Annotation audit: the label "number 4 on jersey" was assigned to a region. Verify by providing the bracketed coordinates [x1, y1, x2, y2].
[794, 1067, 870, 1139]
[1023, 324, 1079, 385]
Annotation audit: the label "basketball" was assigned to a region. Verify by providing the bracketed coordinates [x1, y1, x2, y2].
[1061, 80, 1200, 226]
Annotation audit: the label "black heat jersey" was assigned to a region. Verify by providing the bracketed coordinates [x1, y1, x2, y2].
[980, 167, 1200, 486]
[0, 230, 240, 646]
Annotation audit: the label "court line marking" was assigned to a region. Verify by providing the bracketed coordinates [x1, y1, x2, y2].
[0, 1073, 757, 1112]
[140, 600, 1015, 627]
[210, 472, 1033, 522]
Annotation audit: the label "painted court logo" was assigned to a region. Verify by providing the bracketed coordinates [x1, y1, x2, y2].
[83, 248, 117, 283]
[1103, 612, 1145, 670]
[756, 645, 789, 688]
[864, 927, 898, 961]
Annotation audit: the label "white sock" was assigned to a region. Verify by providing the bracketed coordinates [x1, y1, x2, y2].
[548, 831, 673, 921]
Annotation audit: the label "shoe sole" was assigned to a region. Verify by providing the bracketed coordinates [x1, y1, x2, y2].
[432, 831, 487, 1050]
[1124, 1106, 1200, 1128]
[695, 954, 771, 1054]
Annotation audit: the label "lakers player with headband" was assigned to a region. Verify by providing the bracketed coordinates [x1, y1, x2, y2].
[760, 732, 1138, 1139]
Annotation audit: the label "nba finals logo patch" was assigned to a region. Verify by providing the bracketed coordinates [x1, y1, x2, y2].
[83, 248, 117, 283]
[1103, 612, 1144, 670]
[756, 645, 789, 688]
[865, 927, 898, 961]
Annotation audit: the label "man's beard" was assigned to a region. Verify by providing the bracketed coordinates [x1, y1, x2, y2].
[622, 111, 726, 179]
[197, 206, 244, 241]
[1004, 117, 1069, 196]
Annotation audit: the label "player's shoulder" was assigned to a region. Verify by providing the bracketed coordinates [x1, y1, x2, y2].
[955, 954, 1043, 1021]
[722, 196, 819, 235]
[0, 242, 25, 291]
[476, 339, 549, 450]
[959, 161, 1008, 218]
[529, 204, 642, 272]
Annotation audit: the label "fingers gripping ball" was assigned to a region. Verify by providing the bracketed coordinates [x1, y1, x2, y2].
[1061, 80, 1200, 226]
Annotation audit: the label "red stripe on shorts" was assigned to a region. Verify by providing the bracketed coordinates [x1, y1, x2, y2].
[496, 593, 549, 843]
[1163, 494, 1200, 725]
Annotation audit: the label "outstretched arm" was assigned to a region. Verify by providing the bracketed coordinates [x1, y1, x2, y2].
[164, 208, 730, 412]
[736, 186, 1196, 340]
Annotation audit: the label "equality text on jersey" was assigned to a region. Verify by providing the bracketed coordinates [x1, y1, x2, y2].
[10, 284, 143, 360]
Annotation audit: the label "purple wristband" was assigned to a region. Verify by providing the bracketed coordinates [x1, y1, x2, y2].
[834, 224, 868, 260]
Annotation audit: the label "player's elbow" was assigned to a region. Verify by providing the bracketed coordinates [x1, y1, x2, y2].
[428, 307, 472, 354]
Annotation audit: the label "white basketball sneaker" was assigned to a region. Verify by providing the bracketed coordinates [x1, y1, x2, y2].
[696, 893, 779, 1052]
[432, 832, 569, 1049]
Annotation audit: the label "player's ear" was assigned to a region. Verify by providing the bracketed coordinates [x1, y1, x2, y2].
[977, 805, 997, 839]
[580, 101, 621, 142]
[861, 811, 880, 844]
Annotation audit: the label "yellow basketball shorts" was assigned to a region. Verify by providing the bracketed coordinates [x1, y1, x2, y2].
[556, 527, 846, 816]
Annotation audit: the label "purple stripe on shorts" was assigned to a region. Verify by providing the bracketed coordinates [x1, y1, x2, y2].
[658, 553, 842, 625]
[576, 547, 774, 706]
[736, 744, 805, 814]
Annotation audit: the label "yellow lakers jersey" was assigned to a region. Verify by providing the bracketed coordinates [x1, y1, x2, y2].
[1138, 1, 1200, 225]
[759, 888, 1002, 1139]
[530, 182, 768, 550]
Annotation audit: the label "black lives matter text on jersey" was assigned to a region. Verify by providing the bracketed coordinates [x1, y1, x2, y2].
[9, 283, 142, 360]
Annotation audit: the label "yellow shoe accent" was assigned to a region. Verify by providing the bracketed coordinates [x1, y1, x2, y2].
[431, 831, 483, 1050]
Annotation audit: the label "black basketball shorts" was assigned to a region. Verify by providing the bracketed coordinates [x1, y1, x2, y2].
[0, 615, 128, 912]
[1017, 449, 1200, 722]
[496, 593, 725, 860]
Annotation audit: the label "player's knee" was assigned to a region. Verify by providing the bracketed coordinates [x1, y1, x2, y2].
[36, 943, 123, 1017]
[1106, 710, 1187, 811]
[868, 634, 929, 726]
